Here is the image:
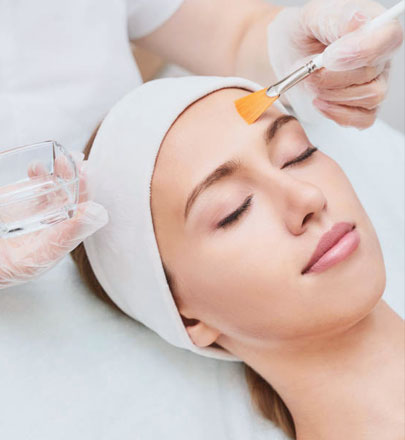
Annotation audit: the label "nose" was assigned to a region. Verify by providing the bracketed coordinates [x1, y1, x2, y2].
[276, 172, 327, 235]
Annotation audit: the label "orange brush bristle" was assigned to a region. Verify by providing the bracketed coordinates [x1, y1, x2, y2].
[234, 88, 279, 124]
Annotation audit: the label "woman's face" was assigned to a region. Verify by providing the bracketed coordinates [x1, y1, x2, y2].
[151, 88, 385, 350]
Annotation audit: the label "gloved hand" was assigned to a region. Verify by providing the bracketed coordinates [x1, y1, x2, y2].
[267, 0, 404, 129]
[0, 152, 108, 289]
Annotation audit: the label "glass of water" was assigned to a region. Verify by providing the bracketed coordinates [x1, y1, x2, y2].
[0, 140, 79, 238]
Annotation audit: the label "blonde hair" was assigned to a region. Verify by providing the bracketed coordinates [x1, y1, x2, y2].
[71, 125, 296, 439]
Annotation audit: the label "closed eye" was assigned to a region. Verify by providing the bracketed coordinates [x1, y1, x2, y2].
[281, 146, 318, 169]
[216, 147, 318, 229]
[217, 195, 253, 229]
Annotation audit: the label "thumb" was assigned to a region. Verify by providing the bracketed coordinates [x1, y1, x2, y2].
[321, 16, 403, 71]
[320, 6, 371, 71]
[343, 11, 369, 33]
[55, 200, 109, 249]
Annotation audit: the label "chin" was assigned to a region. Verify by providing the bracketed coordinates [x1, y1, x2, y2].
[314, 256, 386, 338]
[343, 258, 386, 329]
[365, 261, 386, 309]
[345, 222, 386, 301]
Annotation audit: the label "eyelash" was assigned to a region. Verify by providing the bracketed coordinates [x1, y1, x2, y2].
[281, 146, 318, 169]
[217, 195, 253, 229]
[217, 146, 318, 229]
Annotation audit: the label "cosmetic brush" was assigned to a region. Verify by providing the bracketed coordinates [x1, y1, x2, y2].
[235, 0, 405, 124]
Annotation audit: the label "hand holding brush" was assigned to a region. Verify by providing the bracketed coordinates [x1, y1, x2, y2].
[236, 0, 404, 127]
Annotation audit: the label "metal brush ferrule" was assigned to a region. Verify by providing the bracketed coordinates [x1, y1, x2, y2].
[266, 60, 317, 97]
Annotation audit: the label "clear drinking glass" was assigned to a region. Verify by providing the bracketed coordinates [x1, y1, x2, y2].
[0, 140, 79, 238]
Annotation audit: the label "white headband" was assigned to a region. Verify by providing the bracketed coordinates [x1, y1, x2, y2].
[84, 75, 286, 362]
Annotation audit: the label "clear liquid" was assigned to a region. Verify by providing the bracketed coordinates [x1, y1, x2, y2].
[0, 174, 78, 238]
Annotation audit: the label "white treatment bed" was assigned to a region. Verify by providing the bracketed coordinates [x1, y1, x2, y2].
[0, 118, 403, 440]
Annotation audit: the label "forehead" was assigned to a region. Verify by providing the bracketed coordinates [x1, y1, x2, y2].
[151, 87, 284, 222]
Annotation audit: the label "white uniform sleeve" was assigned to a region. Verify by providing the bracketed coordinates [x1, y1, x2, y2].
[127, 0, 184, 40]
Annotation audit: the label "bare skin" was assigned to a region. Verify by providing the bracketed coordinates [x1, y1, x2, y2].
[151, 88, 404, 439]
[225, 298, 405, 440]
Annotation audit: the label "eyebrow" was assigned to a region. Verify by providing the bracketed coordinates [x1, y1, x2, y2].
[183, 114, 298, 220]
[265, 115, 297, 144]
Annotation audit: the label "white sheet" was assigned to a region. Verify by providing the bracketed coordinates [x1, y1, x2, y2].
[0, 118, 403, 440]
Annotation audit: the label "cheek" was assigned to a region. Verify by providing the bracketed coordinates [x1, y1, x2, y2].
[323, 161, 364, 213]
[176, 220, 303, 342]
[321, 158, 383, 253]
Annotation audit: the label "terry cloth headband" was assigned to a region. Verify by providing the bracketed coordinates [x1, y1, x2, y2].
[84, 75, 287, 362]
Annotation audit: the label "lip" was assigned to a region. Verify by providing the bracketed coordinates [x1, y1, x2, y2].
[302, 222, 360, 275]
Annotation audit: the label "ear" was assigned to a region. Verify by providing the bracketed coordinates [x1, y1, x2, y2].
[180, 313, 221, 348]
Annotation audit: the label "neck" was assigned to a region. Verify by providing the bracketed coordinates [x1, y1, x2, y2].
[223, 300, 404, 440]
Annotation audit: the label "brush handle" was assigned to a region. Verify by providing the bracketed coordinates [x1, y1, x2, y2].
[363, 0, 404, 31]
[312, 0, 404, 69]
[266, 60, 317, 97]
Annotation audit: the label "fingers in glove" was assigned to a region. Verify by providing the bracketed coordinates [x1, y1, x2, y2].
[77, 161, 88, 204]
[64, 151, 88, 203]
[55, 153, 83, 202]
[54, 155, 76, 181]
[26, 160, 60, 212]
[27, 160, 48, 178]
[313, 98, 378, 129]
[322, 20, 403, 71]
[28, 153, 78, 208]
[28, 152, 87, 210]
[306, 62, 386, 90]
[10, 201, 108, 278]
[314, 67, 389, 110]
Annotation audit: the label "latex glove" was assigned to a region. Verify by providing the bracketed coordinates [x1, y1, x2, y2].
[0, 152, 108, 289]
[267, 0, 404, 129]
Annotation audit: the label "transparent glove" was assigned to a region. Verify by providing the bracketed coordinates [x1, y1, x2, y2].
[0, 152, 108, 289]
[267, 0, 404, 129]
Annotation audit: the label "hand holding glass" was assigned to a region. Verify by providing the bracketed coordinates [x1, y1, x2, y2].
[0, 141, 108, 289]
[0, 141, 79, 238]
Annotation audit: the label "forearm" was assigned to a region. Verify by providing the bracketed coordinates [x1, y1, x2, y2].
[134, 0, 282, 85]
[233, 3, 283, 86]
